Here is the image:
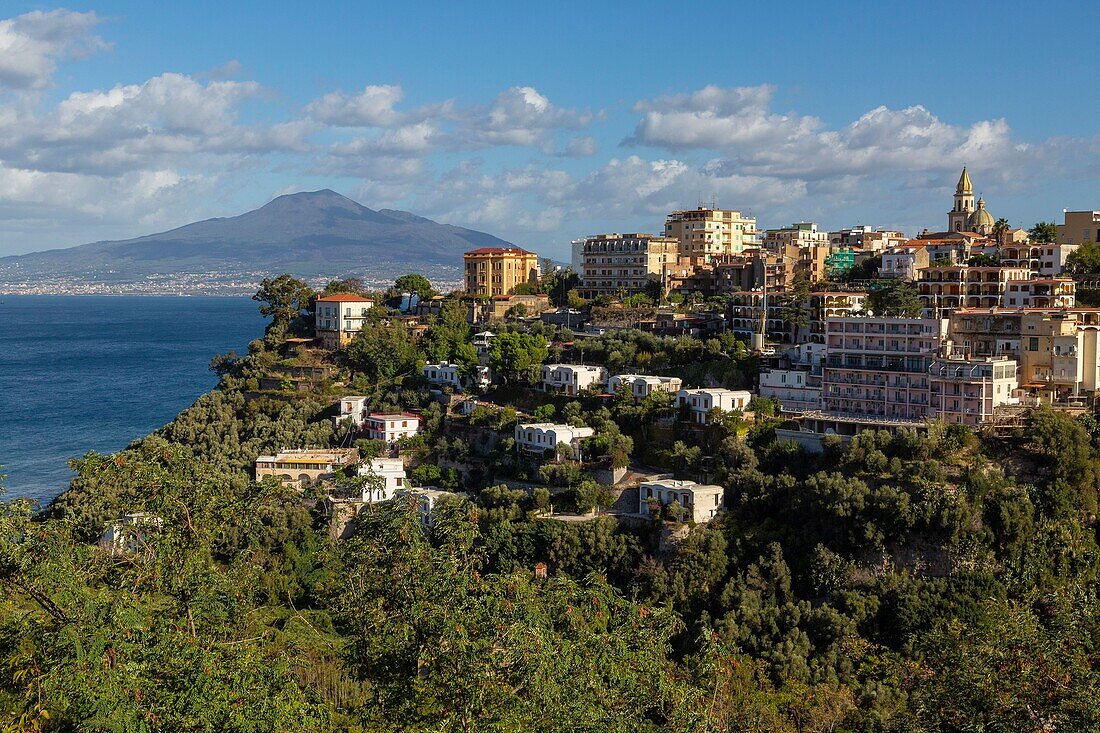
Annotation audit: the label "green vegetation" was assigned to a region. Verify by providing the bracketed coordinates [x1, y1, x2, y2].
[4, 274, 1100, 730]
[867, 281, 922, 317]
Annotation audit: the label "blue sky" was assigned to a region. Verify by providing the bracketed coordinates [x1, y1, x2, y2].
[0, 0, 1098, 259]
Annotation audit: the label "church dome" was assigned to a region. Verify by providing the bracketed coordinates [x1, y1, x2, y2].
[968, 198, 994, 230]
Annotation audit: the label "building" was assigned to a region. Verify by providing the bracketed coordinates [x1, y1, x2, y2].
[362, 413, 422, 444]
[541, 364, 608, 395]
[255, 448, 359, 489]
[315, 293, 376, 349]
[946, 308, 1023, 359]
[807, 292, 867, 344]
[828, 226, 908, 252]
[1004, 278, 1076, 309]
[424, 362, 463, 389]
[663, 206, 757, 267]
[100, 512, 162, 555]
[676, 388, 752, 424]
[514, 423, 596, 460]
[336, 396, 370, 427]
[607, 374, 683, 399]
[468, 293, 551, 323]
[395, 486, 455, 527]
[579, 233, 679, 299]
[821, 316, 939, 421]
[928, 353, 1018, 425]
[464, 246, 540, 297]
[763, 222, 828, 250]
[947, 167, 997, 235]
[917, 265, 1032, 318]
[357, 457, 407, 503]
[473, 330, 495, 357]
[880, 243, 929, 280]
[1057, 210, 1100, 246]
[726, 292, 789, 343]
[759, 365, 822, 413]
[1019, 311, 1085, 400]
[638, 480, 724, 524]
[571, 237, 586, 274]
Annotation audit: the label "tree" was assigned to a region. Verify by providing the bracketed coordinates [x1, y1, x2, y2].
[992, 217, 1010, 246]
[253, 274, 313, 338]
[1029, 220, 1058, 243]
[394, 273, 435, 300]
[779, 278, 810, 343]
[488, 331, 548, 384]
[1065, 242, 1100, 275]
[343, 322, 423, 385]
[319, 277, 369, 296]
[867, 281, 922, 317]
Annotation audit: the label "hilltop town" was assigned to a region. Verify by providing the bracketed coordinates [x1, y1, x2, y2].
[240, 168, 1100, 527]
[8, 170, 1100, 729]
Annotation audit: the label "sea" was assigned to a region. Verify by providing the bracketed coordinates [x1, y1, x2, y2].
[0, 295, 264, 505]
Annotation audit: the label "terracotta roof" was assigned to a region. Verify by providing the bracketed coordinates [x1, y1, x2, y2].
[316, 293, 375, 302]
[464, 247, 534, 256]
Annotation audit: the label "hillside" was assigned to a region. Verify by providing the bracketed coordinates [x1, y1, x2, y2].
[0, 190, 514, 292]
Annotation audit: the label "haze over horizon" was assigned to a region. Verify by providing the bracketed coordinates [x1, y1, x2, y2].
[0, 0, 1097, 260]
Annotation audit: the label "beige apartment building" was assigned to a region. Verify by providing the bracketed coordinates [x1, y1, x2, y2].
[463, 247, 540, 297]
[928, 354, 1018, 426]
[579, 233, 679, 299]
[664, 206, 757, 268]
[820, 316, 939, 422]
[917, 265, 1032, 318]
[762, 222, 828, 251]
[1057, 210, 1100, 246]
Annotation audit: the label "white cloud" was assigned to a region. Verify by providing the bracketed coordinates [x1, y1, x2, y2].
[306, 84, 405, 126]
[0, 9, 107, 90]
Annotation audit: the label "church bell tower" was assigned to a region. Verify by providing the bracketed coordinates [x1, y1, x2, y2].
[948, 167, 974, 232]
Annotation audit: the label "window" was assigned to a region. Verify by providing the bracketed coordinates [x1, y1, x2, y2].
[1028, 337, 1039, 351]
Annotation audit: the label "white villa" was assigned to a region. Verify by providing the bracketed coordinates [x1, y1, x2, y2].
[396, 486, 455, 527]
[515, 422, 596, 460]
[362, 413, 422, 444]
[423, 362, 463, 389]
[100, 512, 162, 554]
[676, 388, 752, 424]
[473, 331, 495, 357]
[541, 364, 608, 395]
[357, 457, 408, 503]
[638, 480, 724, 524]
[607, 374, 683, 399]
[336, 396, 370, 427]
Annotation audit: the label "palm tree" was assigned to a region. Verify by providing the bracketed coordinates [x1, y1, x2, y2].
[992, 218, 1010, 246]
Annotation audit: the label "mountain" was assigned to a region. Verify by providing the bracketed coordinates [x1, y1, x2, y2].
[0, 190, 517, 292]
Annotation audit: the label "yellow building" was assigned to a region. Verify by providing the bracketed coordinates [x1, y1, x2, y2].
[664, 206, 757, 268]
[255, 448, 360, 489]
[1057, 210, 1100, 246]
[463, 246, 540, 297]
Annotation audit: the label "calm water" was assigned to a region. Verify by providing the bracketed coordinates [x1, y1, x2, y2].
[0, 296, 263, 504]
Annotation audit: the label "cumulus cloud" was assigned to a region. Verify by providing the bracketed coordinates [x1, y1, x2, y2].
[0, 9, 107, 90]
[306, 84, 406, 126]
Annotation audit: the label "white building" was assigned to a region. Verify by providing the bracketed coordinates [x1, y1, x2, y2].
[473, 331, 495, 357]
[515, 422, 596, 460]
[315, 293, 376, 349]
[424, 362, 463, 389]
[100, 512, 162, 554]
[758, 368, 821, 413]
[396, 486, 455, 527]
[638, 480, 724, 524]
[336, 396, 370, 427]
[357, 457, 407, 503]
[362, 413, 422, 444]
[607, 374, 683, 399]
[676, 388, 752, 423]
[541, 364, 608, 395]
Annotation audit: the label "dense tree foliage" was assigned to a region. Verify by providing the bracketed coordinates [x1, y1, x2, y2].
[8, 275, 1100, 730]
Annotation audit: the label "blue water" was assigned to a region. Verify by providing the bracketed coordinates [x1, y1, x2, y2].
[0, 296, 263, 504]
